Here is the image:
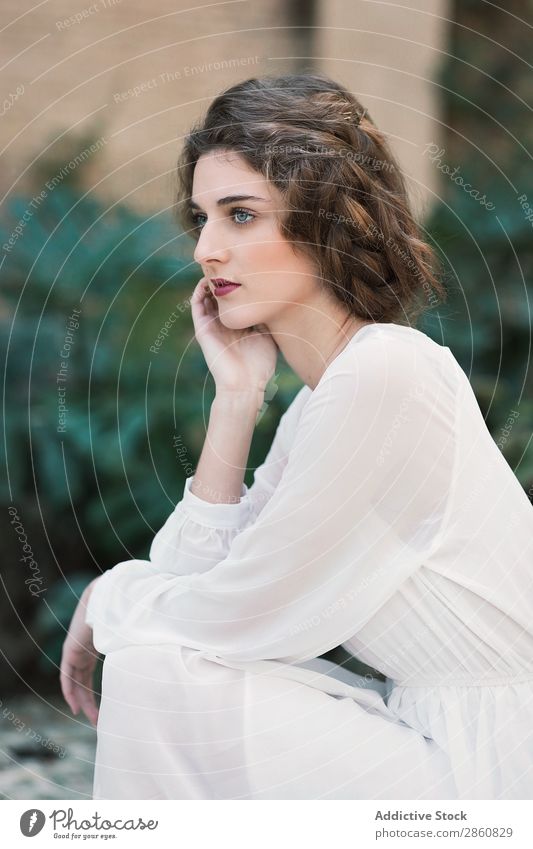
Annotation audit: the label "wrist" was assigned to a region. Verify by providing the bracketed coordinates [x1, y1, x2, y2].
[214, 386, 265, 412]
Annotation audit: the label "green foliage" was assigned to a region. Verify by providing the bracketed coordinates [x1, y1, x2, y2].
[420, 1, 533, 492]
[0, 144, 299, 691]
[7, 9, 530, 691]
[1, 180, 297, 553]
[33, 572, 95, 676]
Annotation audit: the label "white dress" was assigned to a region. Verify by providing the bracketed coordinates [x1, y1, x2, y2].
[85, 322, 533, 800]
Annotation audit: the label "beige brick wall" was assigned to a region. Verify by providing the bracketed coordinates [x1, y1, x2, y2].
[1, 0, 297, 211]
[315, 0, 449, 218]
[1, 0, 448, 217]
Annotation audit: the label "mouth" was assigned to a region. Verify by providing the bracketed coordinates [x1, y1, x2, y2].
[211, 278, 241, 289]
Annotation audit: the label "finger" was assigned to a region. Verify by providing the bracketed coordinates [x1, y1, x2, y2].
[65, 666, 99, 722]
[81, 702, 99, 727]
[190, 277, 211, 303]
[60, 653, 96, 714]
[60, 673, 82, 717]
[59, 661, 76, 706]
[76, 687, 100, 726]
[201, 285, 216, 313]
[63, 689, 79, 716]
[190, 281, 213, 322]
[204, 292, 218, 317]
[61, 683, 79, 716]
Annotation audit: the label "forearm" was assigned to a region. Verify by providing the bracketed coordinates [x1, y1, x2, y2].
[190, 388, 264, 504]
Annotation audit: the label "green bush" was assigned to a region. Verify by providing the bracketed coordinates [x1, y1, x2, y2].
[421, 0, 533, 493]
[0, 152, 300, 693]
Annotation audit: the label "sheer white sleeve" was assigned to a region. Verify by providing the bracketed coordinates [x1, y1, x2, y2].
[85, 334, 458, 664]
[146, 384, 312, 576]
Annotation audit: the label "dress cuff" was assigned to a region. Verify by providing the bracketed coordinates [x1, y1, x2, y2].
[180, 475, 252, 529]
[84, 571, 112, 628]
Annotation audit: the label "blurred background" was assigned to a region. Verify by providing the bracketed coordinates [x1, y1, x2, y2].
[1, 0, 531, 798]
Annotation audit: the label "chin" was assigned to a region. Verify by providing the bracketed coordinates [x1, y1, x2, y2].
[217, 305, 266, 330]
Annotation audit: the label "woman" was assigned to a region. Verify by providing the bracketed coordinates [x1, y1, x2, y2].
[60, 74, 533, 800]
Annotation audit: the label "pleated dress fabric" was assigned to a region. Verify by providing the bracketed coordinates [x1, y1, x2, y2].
[85, 323, 533, 799]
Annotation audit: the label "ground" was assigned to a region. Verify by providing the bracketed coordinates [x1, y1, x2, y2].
[0, 694, 95, 800]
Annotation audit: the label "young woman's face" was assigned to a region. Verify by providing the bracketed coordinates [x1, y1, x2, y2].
[191, 149, 321, 330]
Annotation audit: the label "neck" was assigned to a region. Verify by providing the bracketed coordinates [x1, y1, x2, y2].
[267, 306, 372, 390]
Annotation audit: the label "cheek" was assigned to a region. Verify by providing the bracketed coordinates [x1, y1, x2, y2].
[250, 240, 310, 287]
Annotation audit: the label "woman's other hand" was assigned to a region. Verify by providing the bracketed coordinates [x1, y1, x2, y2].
[190, 277, 278, 395]
[59, 578, 101, 727]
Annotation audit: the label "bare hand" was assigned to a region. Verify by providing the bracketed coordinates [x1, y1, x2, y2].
[190, 277, 279, 393]
[59, 579, 101, 727]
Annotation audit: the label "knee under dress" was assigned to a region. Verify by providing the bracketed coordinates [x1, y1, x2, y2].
[85, 322, 533, 800]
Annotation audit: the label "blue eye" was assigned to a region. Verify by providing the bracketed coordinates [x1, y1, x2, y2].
[191, 208, 255, 229]
[191, 212, 207, 229]
[232, 208, 255, 225]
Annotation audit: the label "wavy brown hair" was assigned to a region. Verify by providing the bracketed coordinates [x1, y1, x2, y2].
[175, 73, 446, 324]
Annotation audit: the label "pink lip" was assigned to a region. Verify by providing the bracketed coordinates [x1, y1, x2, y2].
[211, 278, 242, 297]
[211, 278, 241, 287]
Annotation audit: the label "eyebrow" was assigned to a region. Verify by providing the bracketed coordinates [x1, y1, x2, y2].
[190, 194, 270, 209]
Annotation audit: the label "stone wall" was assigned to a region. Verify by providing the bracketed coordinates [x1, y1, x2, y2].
[1, 0, 297, 211]
[2, 0, 448, 216]
[314, 0, 449, 218]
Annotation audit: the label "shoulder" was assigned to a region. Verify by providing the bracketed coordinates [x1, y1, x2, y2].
[296, 325, 460, 440]
[315, 324, 460, 399]
[277, 327, 460, 453]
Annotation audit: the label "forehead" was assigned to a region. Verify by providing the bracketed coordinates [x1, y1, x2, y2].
[191, 150, 273, 204]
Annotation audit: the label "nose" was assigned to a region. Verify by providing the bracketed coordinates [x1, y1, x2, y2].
[193, 217, 231, 267]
